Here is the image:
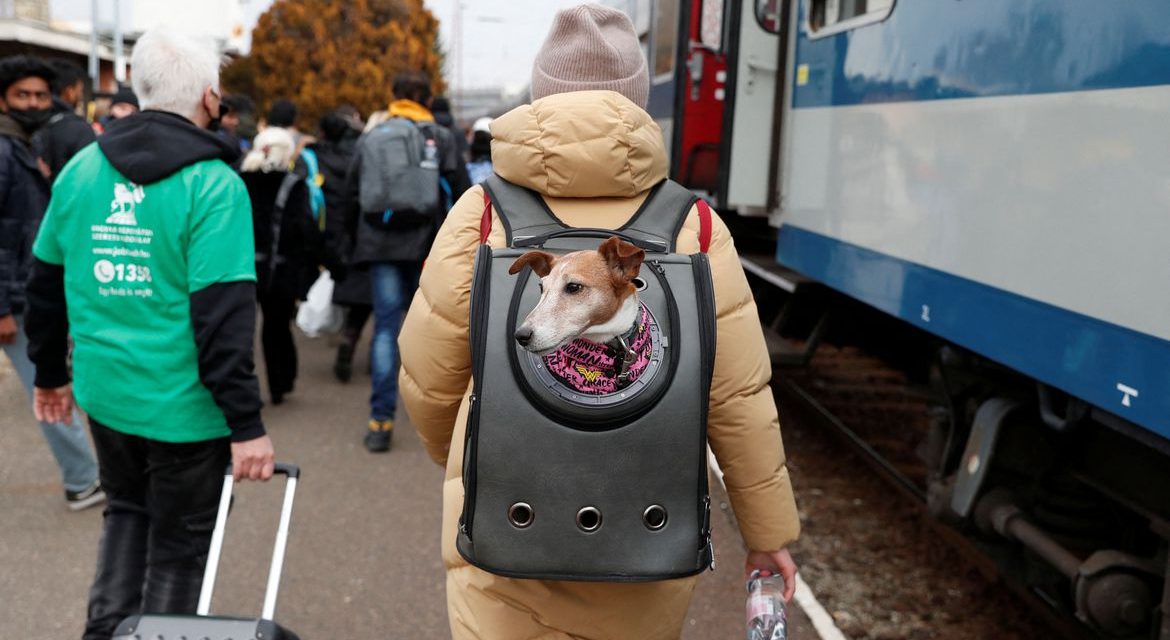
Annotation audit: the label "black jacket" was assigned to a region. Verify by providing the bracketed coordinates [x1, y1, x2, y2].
[32, 97, 96, 183]
[25, 110, 266, 442]
[307, 132, 371, 306]
[0, 114, 50, 317]
[344, 119, 471, 265]
[242, 171, 317, 299]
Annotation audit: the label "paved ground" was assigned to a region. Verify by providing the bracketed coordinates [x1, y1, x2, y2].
[0, 326, 812, 639]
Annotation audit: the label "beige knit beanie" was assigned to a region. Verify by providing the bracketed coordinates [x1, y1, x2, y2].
[531, 3, 649, 108]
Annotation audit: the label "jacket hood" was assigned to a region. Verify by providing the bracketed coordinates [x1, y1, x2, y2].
[98, 110, 240, 185]
[0, 113, 28, 142]
[388, 99, 434, 123]
[490, 90, 667, 198]
[50, 96, 73, 114]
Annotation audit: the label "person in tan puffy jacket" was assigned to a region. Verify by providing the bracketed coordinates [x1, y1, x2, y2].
[398, 4, 800, 638]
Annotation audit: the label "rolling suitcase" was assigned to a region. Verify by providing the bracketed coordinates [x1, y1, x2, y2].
[112, 463, 302, 640]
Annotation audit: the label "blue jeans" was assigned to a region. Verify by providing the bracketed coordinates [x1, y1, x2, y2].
[369, 262, 422, 421]
[1, 314, 99, 492]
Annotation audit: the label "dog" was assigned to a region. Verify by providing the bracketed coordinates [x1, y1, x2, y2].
[509, 237, 653, 395]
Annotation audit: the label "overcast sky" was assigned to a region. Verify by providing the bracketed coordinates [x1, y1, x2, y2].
[50, 0, 585, 92]
[243, 0, 586, 92]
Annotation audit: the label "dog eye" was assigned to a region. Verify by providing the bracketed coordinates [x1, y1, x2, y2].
[564, 282, 583, 294]
[537, 281, 544, 293]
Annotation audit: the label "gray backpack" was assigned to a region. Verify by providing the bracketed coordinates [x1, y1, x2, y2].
[457, 175, 717, 582]
[357, 118, 440, 223]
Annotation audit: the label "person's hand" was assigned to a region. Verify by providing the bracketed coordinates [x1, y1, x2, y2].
[231, 435, 275, 482]
[0, 314, 17, 344]
[34, 385, 74, 424]
[745, 548, 798, 602]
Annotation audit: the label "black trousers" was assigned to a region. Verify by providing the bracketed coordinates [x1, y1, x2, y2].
[258, 285, 298, 399]
[83, 419, 230, 640]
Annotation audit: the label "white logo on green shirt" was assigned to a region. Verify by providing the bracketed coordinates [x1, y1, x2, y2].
[106, 182, 145, 226]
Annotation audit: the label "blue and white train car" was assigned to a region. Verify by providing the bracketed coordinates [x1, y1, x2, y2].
[770, 1, 1170, 636]
[619, 0, 1170, 635]
[778, 0, 1170, 444]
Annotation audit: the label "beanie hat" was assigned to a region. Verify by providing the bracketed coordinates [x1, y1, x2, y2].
[111, 85, 138, 109]
[531, 3, 649, 108]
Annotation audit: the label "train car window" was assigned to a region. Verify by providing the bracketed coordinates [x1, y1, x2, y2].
[701, 0, 724, 49]
[808, 0, 894, 36]
[654, 0, 679, 77]
[756, 0, 782, 34]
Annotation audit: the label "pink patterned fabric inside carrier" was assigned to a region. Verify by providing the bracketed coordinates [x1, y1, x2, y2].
[542, 304, 654, 395]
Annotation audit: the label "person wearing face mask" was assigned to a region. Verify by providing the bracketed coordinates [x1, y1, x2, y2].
[0, 55, 105, 513]
[23, 28, 276, 639]
[33, 58, 97, 183]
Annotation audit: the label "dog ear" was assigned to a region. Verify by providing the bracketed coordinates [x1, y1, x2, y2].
[598, 236, 645, 282]
[509, 251, 556, 277]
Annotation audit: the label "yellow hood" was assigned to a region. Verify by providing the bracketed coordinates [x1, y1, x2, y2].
[388, 99, 434, 123]
[490, 90, 668, 198]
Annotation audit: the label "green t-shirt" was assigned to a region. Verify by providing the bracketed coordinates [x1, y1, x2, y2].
[33, 144, 255, 443]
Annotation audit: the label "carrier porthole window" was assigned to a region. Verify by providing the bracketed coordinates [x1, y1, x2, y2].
[806, 0, 895, 38]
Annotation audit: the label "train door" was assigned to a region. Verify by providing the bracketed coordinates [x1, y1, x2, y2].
[671, 0, 790, 212]
[723, 0, 787, 212]
[670, 0, 730, 197]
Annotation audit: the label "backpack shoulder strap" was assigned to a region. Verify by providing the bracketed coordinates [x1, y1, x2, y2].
[617, 179, 700, 253]
[260, 172, 302, 288]
[481, 174, 565, 246]
[300, 148, 319, 175]
[478, 176, 712, 253]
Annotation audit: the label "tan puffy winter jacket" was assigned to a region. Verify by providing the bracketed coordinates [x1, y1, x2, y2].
[398, 90, 799, 640]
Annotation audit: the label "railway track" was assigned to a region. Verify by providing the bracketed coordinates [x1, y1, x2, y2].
[742, 256, 1096, 638]
[776, 348, 1092, 639]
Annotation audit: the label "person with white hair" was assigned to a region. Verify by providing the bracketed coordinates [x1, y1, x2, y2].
[240, 125, 317, 404]
[23, 26, 275, 639]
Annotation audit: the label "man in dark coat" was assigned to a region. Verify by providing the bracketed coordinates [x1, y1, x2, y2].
[309, 107, 369, 382]
[33, 58, 96, 182]
[344, 72, 470, 452]
[0, 55, 103, 511]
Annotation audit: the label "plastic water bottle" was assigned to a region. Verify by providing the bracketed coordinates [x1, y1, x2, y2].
[746, 570, 787, 640]
[421, 138, 439, 169]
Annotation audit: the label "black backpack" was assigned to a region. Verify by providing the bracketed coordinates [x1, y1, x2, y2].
[457, 175, 717, 582]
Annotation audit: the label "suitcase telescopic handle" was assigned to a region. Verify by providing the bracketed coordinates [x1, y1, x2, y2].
[197, 463, 301, 620]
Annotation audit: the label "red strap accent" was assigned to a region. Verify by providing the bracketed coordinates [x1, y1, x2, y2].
[696, 199, 712, 254]
[479, 189, 493, 244]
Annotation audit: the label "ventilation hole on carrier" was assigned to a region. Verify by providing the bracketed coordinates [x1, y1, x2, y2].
[576, 506, 603, 532]
[632, 277, 648, 291]
[508, 502, 534, 528]
[643, 504, 668, 531]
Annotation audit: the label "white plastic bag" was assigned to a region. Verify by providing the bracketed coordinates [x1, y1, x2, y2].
[295, 271, 344, 338]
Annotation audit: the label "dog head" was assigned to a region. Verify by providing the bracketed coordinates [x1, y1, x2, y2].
[509, 236, 646, 353]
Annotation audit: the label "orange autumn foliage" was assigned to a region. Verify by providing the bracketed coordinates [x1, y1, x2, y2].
[227, 0, 445, 129]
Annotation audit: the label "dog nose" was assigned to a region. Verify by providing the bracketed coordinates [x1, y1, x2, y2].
[514, 326, 533, 347]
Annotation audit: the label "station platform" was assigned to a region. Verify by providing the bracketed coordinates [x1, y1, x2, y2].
[0, 329, 830, 638]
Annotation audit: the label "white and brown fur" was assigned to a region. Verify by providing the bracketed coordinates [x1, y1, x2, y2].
[509, 237, 646, 354]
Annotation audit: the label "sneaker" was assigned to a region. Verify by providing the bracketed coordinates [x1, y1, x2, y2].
[334, 343, 354, 383]
[364, 419, 393, 453]
[65, 481, 106, 512]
